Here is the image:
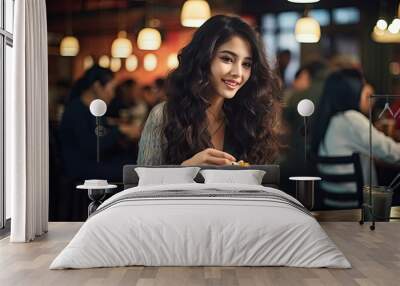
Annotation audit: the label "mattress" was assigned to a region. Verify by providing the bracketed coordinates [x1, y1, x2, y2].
[50, 183, 351, 269]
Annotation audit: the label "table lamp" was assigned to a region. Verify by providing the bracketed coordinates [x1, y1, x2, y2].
[297, 99, 315, 163]
[290, 99, 319, 210]
[89, 99, 107, 163]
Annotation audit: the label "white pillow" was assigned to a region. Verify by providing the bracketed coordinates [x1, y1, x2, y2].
[200, 169, 266, 185]
[135, 167, 201, 186]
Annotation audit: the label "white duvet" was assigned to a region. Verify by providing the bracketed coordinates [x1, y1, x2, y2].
[50, 183, 351, 269]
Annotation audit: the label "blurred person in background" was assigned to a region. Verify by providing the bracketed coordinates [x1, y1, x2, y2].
[108, 78, 148, 130]
[107, 78, 137, 121]
[59, 65, 140, 182]
[283, 65, 312, 105]
[277, 49, 291, 87]
[387, 79, 400, 136]
[141, 85, 159, 111]
[153, 77, 167, 102]
[284, 60, 327, 115]
[311, 68, 400, 208]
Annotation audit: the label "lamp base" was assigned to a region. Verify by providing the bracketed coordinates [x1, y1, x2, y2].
[289, 176, 321, 210]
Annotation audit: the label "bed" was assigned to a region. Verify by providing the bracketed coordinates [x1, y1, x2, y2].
[50, 165, 350, 269]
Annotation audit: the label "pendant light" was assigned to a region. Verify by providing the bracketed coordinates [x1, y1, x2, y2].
[372, 1, 400, 43]
[294, 4, 321, 44]
[126, 54, 139, 72]
[98, 55, 110, 68]
[60, 36, 80, 56]
[295, 16, 321, 43]
[60, 0, 79, 56]
[111, 31, 133, 58]
[167, 53, 179, 69]
[111, 5, 133, 58]
[137, 1, 162, 51]
[83, 55, 94, 70]
[180, 0, 211, 27]
[372, 26, 400, 43]
[137, 28, 162, 50]
[110, 58, 122, 72]
[143, 53, 158, 71]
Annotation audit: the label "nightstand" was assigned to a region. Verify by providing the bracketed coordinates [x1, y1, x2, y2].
[77, 181, 117, 216]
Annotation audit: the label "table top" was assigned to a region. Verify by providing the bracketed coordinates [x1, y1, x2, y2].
[76, 184, 117, 190]
[289, 176, 322, 181]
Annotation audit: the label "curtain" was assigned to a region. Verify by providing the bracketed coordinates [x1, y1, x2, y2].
[7, 0, 49, 242]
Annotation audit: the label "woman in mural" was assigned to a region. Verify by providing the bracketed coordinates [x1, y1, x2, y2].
[138, 15, 282, 165]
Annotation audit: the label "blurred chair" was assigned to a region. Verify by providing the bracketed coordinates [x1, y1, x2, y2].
[312, 153, 364, 210]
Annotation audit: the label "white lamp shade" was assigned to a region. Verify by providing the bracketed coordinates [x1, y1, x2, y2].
[90, 99, 107, 117]
[110, 57, 122, 72]
[60, 36, 80, 56]
[376, 19, 388, 30]
[99, 55, 110, 68]
[372, 26, 400, 43]
[137, 28, 162, 50]
[391, 18, 400, 31]
[143, 53, 158, 71]
[180, 0, 211, 27]
[295, 16, 321, 43]
[111, 31, 133, 58]
[287, 0, 320, 3]
[126, 54, 138, 71]
[167, 53, 179, 69]
[388, 20, 400, 34]
[83, 56, 94, 70]
[297, 99, 315, 117]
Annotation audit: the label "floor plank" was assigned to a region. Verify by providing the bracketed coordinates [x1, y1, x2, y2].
[0, 222, 399, 286]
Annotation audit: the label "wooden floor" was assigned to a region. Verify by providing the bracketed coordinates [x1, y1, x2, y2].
[0, 222, 400, 286]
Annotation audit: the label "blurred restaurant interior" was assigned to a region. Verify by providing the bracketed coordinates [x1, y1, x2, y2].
[45, 0, 400, 221]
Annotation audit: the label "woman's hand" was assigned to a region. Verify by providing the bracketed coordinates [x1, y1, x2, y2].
[181, 148, 236, 166]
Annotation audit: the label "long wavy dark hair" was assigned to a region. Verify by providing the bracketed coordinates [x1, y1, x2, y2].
[311, 68, 364, 154]
[163, 15, 282, 164]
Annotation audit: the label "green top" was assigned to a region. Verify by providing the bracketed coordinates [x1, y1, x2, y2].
[137, 102, 167, 165]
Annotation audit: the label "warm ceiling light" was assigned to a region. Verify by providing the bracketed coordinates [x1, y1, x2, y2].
[110, 58, 122, 72]
[60, 35, 79, 56]
[372, 2, 400, 43]
[372, 26, 400, 43]
[392, 18, 400, 29]
[180, 0, 211, 27]
[126, 54, 138, 72]
[137, 28, 162, 50]
[143, 53, 158, 71]
[83, 56, 94, 70]
[111, 31, 133, 58]
[376, 19, 388, 30]
[388, 23, 399, 34]
[287, 0, 320, 3]
[98, 55, 110, 68]
[295, 16, 321, 43]
[167, 53, 179, 69]
[388, 18, 400, 34]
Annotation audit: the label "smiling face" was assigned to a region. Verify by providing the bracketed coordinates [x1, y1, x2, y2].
[209, 35, 253, 100]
